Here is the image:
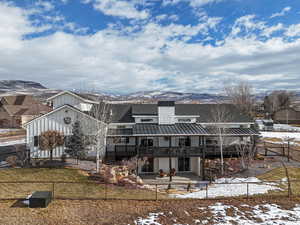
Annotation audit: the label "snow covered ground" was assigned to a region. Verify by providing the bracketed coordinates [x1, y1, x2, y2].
[135, 203, 300, 225]
[274, 124, 300, 132]
[171, 177, 280, 199]
[261, 131, 300, 141]
[0, 139, 25, 146]
[0, 129, 19, 134]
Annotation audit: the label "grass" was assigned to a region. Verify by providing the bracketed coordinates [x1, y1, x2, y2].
[258, 167, 300, 196]
[0, 168, 165, 200]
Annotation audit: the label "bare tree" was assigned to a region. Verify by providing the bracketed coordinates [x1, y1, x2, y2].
[39, 130, 64, 162]
[210, 104, 232, 175]
[224, 81, 254, 116]
[235, 137, 257, 170]
[89, 101, 112, 173]
[264, 90, 295, 115]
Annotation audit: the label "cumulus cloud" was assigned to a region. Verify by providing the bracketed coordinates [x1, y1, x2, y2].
[1, 1, 300, 94]
[87, 0, 149, 20]
[163, 0, 224, 7]
[270, 6, 291, 18]
[285, 24, 300, 37]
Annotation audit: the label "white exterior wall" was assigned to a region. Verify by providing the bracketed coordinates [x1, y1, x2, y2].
[158, 107, 175, 124]
[191, 157, 201, 176]
[51, 93, 92, 112]
[26, 106, 99, 159]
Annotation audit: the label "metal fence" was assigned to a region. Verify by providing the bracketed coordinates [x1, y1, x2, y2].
[0, 179, 298, 201]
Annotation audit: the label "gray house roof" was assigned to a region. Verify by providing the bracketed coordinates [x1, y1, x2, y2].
[107, 103, 252, 123]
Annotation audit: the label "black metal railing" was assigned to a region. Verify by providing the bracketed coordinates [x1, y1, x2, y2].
[106, 145, 240, 159]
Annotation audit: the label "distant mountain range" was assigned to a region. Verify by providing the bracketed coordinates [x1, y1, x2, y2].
[1, 80, 297, 103]
[0, 80, 227, 103]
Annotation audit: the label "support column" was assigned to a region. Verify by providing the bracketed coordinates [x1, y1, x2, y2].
[136, 137, 139, 176]
[202, 136, 206, 180]
[169, 136, 172, 182]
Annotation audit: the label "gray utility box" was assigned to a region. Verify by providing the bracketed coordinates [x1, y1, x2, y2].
[29, 191, 52, 208]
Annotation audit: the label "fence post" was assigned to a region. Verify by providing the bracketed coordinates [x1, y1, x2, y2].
[206, 183, 208, 199]
[288, 141, 290, 162]
[246, 183, 249, 200]
[105, 182, 108, 200]
[155, 184, 158, 201]
[52, 182, 55, 200]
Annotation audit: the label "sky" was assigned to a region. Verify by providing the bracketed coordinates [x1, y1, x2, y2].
[0, 0, 300, 94]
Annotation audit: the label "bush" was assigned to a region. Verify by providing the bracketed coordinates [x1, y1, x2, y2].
[6, 156, 18, 167]
[61, 154, 67, 163]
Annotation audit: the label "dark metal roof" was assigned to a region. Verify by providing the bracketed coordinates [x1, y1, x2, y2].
[157, 101, 175, 107]
[205, 127, 259, 136]
[133, 123, 207, 136]
[108, 128, 133, 136]
[107, 124, 259, 136]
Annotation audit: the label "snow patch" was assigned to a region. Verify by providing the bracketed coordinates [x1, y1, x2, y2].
[0, 139, 25, 146]
[172, 177, 280, 199]
[135, 212, 163, 225]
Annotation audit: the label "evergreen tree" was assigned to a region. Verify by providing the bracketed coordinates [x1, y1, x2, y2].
[65, 121, 87, 160]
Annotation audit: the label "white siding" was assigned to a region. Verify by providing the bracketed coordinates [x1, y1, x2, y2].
[26, 106, 99, 159]
[158, 107, 175, 124]
[52, 93, 85, 110]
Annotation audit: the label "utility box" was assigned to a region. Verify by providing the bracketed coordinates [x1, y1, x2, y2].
[29, 191, 52, 208]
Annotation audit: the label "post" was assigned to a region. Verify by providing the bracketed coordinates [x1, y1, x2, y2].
[206, 183, 208, 199]
[105, 182, 108, 200]
[169, 136, 172, 182]
[288, 140, 290, 162]
[264, 142, 267, 156]
[136, 137, 139, 176]
[246, 183, 249, 199]
[52, 182, 55, 200]
[155, 184, 158, 201]
[202, 137, 206, 180]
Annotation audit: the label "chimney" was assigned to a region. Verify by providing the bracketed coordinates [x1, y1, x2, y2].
[158, 101, 175, 124]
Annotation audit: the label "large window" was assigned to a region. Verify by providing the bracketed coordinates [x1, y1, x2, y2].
[141, 158, 154, 173]
[179, 137, 191, 147]
[141, 139, 154, 147]
[178, 157, 190, 172]
[34, 136, 39, 147]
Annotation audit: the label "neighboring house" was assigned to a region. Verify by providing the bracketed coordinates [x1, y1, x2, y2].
[0, 95, 51, 128]
[273, 108, 300, 124]
[24, 91, 259, 177]
[255, 119, 274, 131]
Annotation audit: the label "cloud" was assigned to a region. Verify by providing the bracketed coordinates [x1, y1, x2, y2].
[1, 1, 300, 94]
[270, 6, 291, 18]
[262, 23, 283, 37]
[88, 0, 149, 20]
[35, 0, 55, 11]
[285, 24, 300, 37]
[163, 0, 225, 8]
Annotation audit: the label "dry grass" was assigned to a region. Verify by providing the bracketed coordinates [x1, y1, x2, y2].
[0, 168, 164, 200]
[0, 197, 300, 225]
[258, 167, 300, 196]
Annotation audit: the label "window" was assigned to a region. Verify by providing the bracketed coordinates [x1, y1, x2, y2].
[179, 137, 191, 147]
[141, 118, 153, 122]
[117, 125, 126, 129]
[178, 118, 191, 123]
[141, 139, 153, 147]
[141, 158, 154, 172]
[178, 157, 190, 171]
[34, 136, 39, 147]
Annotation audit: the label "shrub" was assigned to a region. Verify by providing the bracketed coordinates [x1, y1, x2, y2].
[6, 156, 18, 167]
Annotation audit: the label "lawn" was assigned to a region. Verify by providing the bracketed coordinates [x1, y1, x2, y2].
[0, 168, 164, 200]
[258, 167, 300, 196]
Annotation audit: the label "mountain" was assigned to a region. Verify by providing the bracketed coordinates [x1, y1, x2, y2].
[0, 80, 46, 91]
[123, 91, 226, 102]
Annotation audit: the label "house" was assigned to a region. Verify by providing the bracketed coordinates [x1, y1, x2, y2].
[24, 91, 259, 177]
[0, 95, 51, 128]
[255, 119, 274, 131]
[273, 108, 300, 124]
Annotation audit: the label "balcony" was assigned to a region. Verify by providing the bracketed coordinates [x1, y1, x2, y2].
[105, 145, 240, 159]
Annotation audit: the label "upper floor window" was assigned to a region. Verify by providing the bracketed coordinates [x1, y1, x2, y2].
[179, 137, 191, 147]
[141, 118, 153, 122]
[178, 118, 192, 123]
